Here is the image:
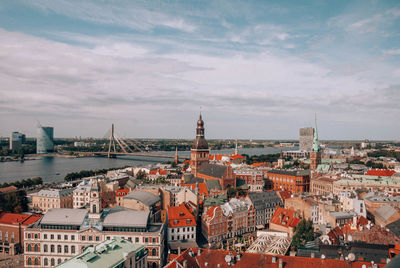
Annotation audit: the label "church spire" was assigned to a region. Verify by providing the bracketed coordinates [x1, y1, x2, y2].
[312, 113, 320, 152]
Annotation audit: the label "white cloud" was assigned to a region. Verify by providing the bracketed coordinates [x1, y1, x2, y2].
[383, 49, 400, 55]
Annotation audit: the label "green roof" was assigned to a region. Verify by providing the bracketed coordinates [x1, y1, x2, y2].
[56, 237, 144, 268]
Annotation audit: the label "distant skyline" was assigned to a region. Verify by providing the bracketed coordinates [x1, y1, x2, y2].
[1, 1, 400, 140]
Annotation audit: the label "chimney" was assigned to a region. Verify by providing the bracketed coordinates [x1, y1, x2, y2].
[278, 258, 283, 268]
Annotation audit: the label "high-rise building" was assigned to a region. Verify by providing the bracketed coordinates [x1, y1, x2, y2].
[190, 114, 209, 175]
[299, 127, 314, 152]
[36, 126, 54, 154]
[9, 131, 25, 151]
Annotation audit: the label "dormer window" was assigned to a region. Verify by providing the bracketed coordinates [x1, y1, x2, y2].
[186, 219, 191, 224]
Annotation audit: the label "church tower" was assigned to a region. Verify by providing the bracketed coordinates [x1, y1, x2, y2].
[310, 114, 322, 170]
[88, 179, 102, 219]
[190, 113, 209, 175]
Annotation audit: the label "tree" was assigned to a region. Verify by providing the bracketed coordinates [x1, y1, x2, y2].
[291, 219, 314, 250]
[136, 170, 147, 180]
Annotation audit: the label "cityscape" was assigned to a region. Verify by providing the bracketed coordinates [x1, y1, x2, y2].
[1, 1, 400, 268]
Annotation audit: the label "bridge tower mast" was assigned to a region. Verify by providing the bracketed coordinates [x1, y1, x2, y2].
[107, 123, 117, 158]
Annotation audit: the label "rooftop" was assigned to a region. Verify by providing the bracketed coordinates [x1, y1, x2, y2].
[124, 191, 160, 206]
[168, 203, 196, 228]
[268, 169, 310, 177]
[0, 212, 41, 226]
[56, 237, 145, 268]
[41, 208, 88, 226]
[35, 188, 73, 198]
[103, 208, 149, 228]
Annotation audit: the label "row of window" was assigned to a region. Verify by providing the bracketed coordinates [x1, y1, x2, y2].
[26, 257, 66, 266]
[171, 234, 194, 240]
[170, 227, 194, 233]
[0, 231, 14, 241]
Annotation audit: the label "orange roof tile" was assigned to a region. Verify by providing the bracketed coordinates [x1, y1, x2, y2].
[165, 248, 384, 268]
[116, 189, 130, 196]
[168, 203, 196, 228]
[366, 169, 396, 176]
[230, 154, 246, 160]
[181, 183, 208, 196]
[252, 162, 266, 167]
[270, 207, 300, 228]
[0, 213, 41, 226]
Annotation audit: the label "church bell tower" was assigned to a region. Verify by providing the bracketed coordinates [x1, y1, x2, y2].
[190, 113, 209, 175]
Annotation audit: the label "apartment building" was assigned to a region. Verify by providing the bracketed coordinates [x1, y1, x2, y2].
[31, 189, 73, 213]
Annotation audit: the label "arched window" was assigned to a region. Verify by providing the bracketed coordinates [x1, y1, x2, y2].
[58, 258, 62, 264]
[27, 244, 32, 252]
[51, 258, 55, 266]
[34, 258, 39, 265]
[92, 204, 97, 213]
[44, 244, 48, 252]
[152, 248, 157, 256]
[57, 245, 62, 253]
[152, 262, 158, 268]
[50, 245, 54, 253]
[71, 245, 75, 254]
[34, 244, 39, 252]
[64, 245, 68, 253]
[44, 258, 48, 266]
[27, 257, 32, 265]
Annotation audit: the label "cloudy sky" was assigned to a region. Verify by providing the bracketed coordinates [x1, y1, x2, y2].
[0, 0, 399, 140]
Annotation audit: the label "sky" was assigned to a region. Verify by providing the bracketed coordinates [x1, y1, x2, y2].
[0, 0, 400, 140]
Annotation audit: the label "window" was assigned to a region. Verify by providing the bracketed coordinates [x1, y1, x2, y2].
[81, 236, 86, 241]
[88, 236, 93, 241]
[28, 233, 31, 239]
[50, 234, 54, 240]
[58, 258, 62, 264]
[44, 258, 48, 266]
[58, 235, 61, 240]
[64, 235, 68, 240]
[51, 245, 55, 253]
[152, 238, 156, 243]
[44, 244, 48, 252]
[57, 245, 62, 253]
[71, 246, 75, 254]
[27, 257, 32, 265]
[0, 231, 2, 240]
[34, 234, 38, 239]
[152, 248, 157, 256]
[71, 235, 75, 241]
[96, 236, 100, 241]
[64, 245, 68, 253]
[135, 237, 139, 243]
[34, 244, 39, 252]
[44, 234, 47, 239]
[51, 259, 55, 266]
[34, 258, 39, 265]
[145, 238, 148, 243]
[27, 244, 32, 252]
[107, 236, 111, 240]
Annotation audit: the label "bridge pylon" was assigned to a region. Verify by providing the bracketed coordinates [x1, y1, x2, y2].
[107, 123, 117, 158]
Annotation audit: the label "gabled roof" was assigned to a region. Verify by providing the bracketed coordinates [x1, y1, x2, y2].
[168, 203, 196, 228]
[374, 205, 398, 222]
[181, 183, 208, 196]
[270, 207, 300, 228]
[204, 179, 222, 191]
[198, 164, 228, 179]
[115, 189, 130, 197]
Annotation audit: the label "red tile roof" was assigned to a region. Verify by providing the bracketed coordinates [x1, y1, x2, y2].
[366, 169, 396, 176]
[230, 154, 246, 160]
[116, 189, 130, 196]
[278, 190, 292, 201]
[209, 154, 228, 161]
[149, 169, 168, 175]
[168, 203, 196, 228]
[252, 162, 267, 167]
[181, 183, 208, 196]
[0, 212, 41, 226]
[270, 207, 300, 228]
[0, 186, 18, 193]
[165, 248, 384, 268]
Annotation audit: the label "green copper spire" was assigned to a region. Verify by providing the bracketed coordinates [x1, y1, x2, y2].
[312, 113, 320, 152]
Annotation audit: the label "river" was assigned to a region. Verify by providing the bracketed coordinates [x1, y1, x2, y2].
[0, 147, 298, 184]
